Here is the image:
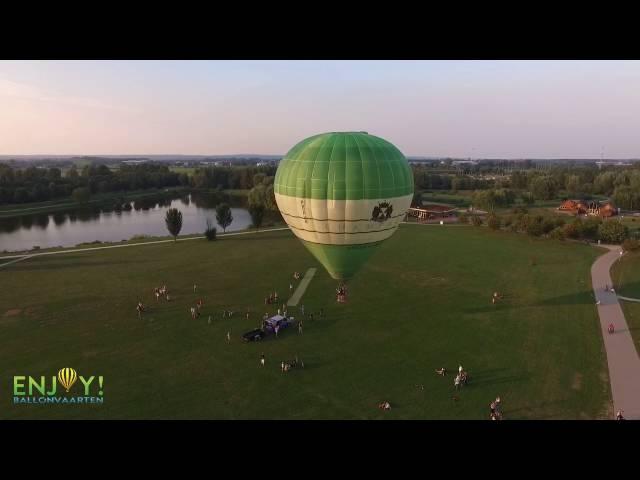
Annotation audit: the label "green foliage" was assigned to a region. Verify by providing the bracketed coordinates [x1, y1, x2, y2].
[165, 208, 183, 241]
[622, 238, 640, 252]
[530, 176, 559, 201]
[549, 226, 566, 241]
[72, 187, 91, 204]
[487, 213, 501, 230]
[204, 219, 217, 241]
[215, 203, 233, 233]
[598, 221, 629, 244]
[248, 203, 265, 229]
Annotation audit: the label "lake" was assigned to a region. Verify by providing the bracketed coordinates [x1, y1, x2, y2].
[0, 193, 252, 253]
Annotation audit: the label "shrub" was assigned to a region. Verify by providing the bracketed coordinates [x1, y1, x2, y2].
[542, 219, 557, 235]
[457, 213, 469, 225]
[487, 214, 501, 230]
[622, 238, 640, 252]
[549, 227, 566, 241]
[471, 215, 483, 227]
[205, 219, 217, 241]
[598, 221, 629, 244]
[563, 222, 580, 239]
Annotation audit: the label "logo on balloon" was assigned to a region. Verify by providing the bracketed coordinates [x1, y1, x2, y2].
[371, 202, 393, 222]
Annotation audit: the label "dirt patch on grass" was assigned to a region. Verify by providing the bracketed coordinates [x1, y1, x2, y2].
[571, 373, 583, 391]
[4, 308, 22, 317]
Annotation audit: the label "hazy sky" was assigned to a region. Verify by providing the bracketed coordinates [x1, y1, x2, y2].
[2, 60, 640, 158]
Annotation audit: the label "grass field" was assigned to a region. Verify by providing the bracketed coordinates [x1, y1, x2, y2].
[611, 251, 640, 356]
[1, 225, 611, 419]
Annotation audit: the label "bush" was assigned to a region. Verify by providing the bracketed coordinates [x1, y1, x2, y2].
[457, 212, 469, 225]
[581, 217, 603, 240]
[471, 215, 483, 227]
[512, 206, 528, 214]
[487, 214, 501, 230]
[549, 227, 566, 241]
[622, 238, 640, 252]
[598, 221, 629, 244]
[503, 215, 513, 228]
[542, 219, 557, 235]
[526, 222, 544, 237]
[205, 219, 217, 241]
[563, 222, 580, 239]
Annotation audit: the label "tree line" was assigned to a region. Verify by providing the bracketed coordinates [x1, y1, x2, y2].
[0, 163, 186, 205]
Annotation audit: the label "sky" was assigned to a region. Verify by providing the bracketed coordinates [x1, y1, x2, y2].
[2, 60, 640, 158]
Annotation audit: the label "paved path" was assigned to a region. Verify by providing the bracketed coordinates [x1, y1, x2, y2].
[0, 227, 290, 268]
[618, 295, 640, 304]
[287, 268, 317, 307]
[592, 245, 640, 419]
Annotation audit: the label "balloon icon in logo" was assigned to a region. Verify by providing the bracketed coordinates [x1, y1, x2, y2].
[58, 367, 78, 392]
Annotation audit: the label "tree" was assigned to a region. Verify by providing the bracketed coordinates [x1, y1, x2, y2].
[215, 203, 233, 232]
[530, 176, 558, 201]
[598, 221, 628, 244]
[249, 204, 265, 229]
[72, 187, 91, 204]
[165, 208, 183, 242]
[204, 219, 217, 241]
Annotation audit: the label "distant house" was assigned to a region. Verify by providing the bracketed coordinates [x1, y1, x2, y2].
[407, 204, 458, 222]
[557, 199, 617, 217]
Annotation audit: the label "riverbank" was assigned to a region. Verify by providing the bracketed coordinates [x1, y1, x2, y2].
[0, 187, 189, 219]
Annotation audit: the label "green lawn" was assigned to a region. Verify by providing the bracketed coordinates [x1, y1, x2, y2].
[611, 251, 640, 356]
[0, 225, 610, 419]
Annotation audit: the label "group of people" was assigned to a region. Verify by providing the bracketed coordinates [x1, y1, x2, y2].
[454, 365, 469, 390]
[281, 356, 304, 372]
[190, 298, 204, 319]
[154, 285, 170, 302]
[136, 301, 146, 319]
[491, 291, 503, 305]
[265, 291, 279, 305]
[336, 284, 347, 303]
[489, 397, 503, 420]
[435, 365, 469, 391]
[378, 401, 391, 410]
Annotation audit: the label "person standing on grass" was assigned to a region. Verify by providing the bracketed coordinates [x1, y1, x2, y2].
[227, 331, 231, 343]
[301, 304, 305, 316]
[290, 283, 294, 293]
[298, 321, 303, 335]
[208, 315, 212, 325]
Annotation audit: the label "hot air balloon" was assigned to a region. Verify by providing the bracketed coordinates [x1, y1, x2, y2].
[274, 132, 414, 286]
[57, 367, 78, 392]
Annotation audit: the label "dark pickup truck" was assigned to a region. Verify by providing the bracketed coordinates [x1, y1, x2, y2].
[242, 328, 266, 342]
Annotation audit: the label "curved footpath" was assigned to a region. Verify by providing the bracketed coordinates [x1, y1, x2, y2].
[592, 245, 640, 419]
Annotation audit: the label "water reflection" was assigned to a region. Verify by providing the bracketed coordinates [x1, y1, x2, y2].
[0, 193, 254, 252]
